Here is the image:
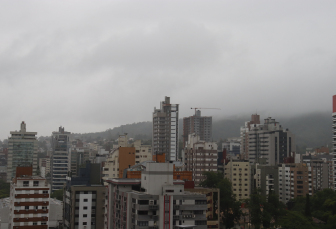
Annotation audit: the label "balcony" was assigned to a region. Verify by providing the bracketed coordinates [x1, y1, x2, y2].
[179, 204, 207, 210]
[149, 205, 159, 210]
[13, 216, 48, 222]
[14, 209, 49, 214]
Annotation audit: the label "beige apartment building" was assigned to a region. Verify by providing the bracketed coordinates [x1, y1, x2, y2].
[224, 160, 251, 200]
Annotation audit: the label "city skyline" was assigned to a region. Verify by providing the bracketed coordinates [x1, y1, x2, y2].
[0, 1, 336, 139]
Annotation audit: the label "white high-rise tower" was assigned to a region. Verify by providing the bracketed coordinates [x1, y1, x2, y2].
[332, 95, 336, 190]
[152, 96, 179, 162]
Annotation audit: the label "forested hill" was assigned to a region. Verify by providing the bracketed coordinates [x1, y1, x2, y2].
[72, 112, 332, 152]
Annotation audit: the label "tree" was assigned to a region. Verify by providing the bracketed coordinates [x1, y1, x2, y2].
[278, 211, 318, 229]
[248, 189, 263, 229]
[200, 172, 242, 228]
[51, 189, 64, 201]
[305, 193, 312, 218]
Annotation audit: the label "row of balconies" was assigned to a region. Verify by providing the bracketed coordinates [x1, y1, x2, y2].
[14, 209, 48, 214]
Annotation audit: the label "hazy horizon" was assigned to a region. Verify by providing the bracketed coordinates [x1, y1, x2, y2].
[1, 1, 336, 140]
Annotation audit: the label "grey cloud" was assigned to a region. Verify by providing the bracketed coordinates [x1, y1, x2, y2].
[0, 1, 335, 139]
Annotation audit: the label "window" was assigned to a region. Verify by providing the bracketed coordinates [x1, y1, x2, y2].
[33, 222, 37, 225]
[83, 214, 87, 217]
[83, 206, 88, 210]
[84, 199, 88, 202]
[83, 222, 87, 225]
[25, 206, 29, 210]
[33, 181, 39, 187]
[23, 181, 29, 187]
[43, 191, 48, 194]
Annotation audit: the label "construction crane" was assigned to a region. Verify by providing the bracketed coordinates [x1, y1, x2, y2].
[190, 107, 221, 116]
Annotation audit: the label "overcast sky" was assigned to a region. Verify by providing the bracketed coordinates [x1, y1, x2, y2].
[0, 0, 336, 139]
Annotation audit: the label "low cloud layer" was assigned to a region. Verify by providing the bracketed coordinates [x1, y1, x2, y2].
[0, 0, 335, 139]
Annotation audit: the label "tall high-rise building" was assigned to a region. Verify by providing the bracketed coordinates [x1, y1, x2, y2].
[152, 96, 179, 162]
[7, 121, 38, 182]
[332, 95, 336, 190]
[50, 127, 71, 192]
[240, 114, 260, 160]
[183, 110, 212, 147]
[248, 117, 296, 166]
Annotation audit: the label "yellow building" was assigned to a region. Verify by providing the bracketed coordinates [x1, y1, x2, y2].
[224, 160, 250, 200]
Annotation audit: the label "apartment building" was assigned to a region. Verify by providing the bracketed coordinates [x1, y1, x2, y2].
[332, 95, 336, 190]
[152, 96, 179, 162]
[51, 126, 71, 191]
[248, 117, 296, 166]
[252, 164, 279, 197]
[70, 147, 90, 176]
[224, 160, 250, 201]
[184, 186, 220, 229]
[63, 162, 105, 229]
[125, 161, 192, 181]
[39, 157, 51, 178]
[222, 138, 241, 160]
[278, 163, 313, 203]
[7, 122, 38, 182]
[184, 134, 217, 185]
[105, 163, 207, 229]
[102, 136, 152, 184]
[303, 154, 333, 190]
[9, 166, 50, 229]
[183, 110, 212, 147]
[240, 114, 260, 160]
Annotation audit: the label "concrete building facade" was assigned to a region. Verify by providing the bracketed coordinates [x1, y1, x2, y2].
[222, 138, 241, 160]
[183, 110, 212, 148]
[39, 157, 51, 178]
[106, 163, 207, 229]
[152, 96, 179, 162]
[63, 162, 105, 229]
[184, 134, 217, 185]
[102, 137, 152, 184]
[252, 164, 279, 197]
[278, 163, 313, 203]
[9, 167, 50, 229]
[224, 160, 251, 201]
[7, 122, 38, 182]
[248, 117, 296, 166]
[51, 127, 71, 192]
[332, 95, 336, 190]
[240, 114, 260, 160]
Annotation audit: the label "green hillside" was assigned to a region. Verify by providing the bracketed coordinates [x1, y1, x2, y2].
[65, 112, 333, 153]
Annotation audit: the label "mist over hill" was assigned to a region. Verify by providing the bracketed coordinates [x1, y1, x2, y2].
[70, 112, 332, 153]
